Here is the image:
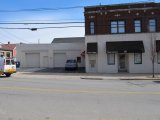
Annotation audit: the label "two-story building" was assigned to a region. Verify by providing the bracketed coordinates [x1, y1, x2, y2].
[84, 2, 160, 73]
[0, 42, 16, 59]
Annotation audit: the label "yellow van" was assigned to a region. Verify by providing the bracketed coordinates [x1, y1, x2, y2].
[0, 57, 16, 77]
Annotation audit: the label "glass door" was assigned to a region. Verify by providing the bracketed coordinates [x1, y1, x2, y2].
[118, 54, 127, 72]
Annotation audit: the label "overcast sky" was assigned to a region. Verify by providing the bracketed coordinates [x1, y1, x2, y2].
[0, 0, 159, 44]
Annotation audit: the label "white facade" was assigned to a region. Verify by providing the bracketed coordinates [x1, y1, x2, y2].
[17, 42, 85, 68]
[85, 33, 160, 73]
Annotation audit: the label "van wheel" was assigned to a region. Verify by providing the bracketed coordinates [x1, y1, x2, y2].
[5, 74, 11, 77]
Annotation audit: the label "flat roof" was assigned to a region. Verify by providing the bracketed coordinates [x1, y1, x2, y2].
[85, 2, 158, 8]
[52, 37, 85, 43]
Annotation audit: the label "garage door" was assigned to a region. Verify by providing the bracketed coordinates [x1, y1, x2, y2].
[26, 53, 40, 67]
[54, 53, 66, 68]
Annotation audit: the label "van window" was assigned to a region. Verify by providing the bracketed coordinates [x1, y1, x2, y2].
[6, 60, 11, 65]
[11, 60, 15, 65]
[6, 59, 15, 65]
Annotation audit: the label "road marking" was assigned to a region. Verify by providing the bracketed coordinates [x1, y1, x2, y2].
[0, 86, 160, 95]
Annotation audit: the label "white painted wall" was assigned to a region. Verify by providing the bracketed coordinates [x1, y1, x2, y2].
[16, 42, 85, 68]
[85, 33, 160, 73]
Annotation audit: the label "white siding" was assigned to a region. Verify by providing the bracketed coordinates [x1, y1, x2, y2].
[43, 56, 49, 67]
[85, 33, 160, 73]
[16, 42, 85, 68]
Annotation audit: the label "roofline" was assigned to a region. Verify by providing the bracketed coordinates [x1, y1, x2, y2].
[53, 37, 85, 39]
[0, 48, 12, 51]
[84, 2, 158, 9]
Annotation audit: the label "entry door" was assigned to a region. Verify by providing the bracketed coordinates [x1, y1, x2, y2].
[88, 54, 97, 73]
[118, 54, 127, 72]
[89, 60, 96, 72]
[43, 56, 49, 67]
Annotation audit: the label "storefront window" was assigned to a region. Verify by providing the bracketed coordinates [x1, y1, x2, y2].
[134, 53, 142, 64]
[158, 52, 160, 64]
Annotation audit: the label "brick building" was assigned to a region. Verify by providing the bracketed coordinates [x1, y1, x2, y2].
[84, 2, 160, 73]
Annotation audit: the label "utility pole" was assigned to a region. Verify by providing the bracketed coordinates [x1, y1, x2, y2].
[38, 39, 40, 44]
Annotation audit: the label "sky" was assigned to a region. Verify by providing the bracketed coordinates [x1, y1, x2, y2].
[0, 0, 159, 44]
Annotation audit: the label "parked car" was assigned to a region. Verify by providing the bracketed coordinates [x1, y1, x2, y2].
[65, 59, 78, 70]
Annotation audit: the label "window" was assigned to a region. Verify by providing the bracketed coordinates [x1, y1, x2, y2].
[158, 52, 160, 64]
[111, 21, 125, 33]
[0, 52, 4, 57]
[107, 53, 115, 65]
[148, 19, 156, 32]
[6, 52, 10, 58]
[77, 57, 81, 63]
[90, 60, 96, 68]
[90, 21, 95, 34]
[134, 20, 141, 32]
[134, 53, 142, 64]
[6, 60, 11, 65]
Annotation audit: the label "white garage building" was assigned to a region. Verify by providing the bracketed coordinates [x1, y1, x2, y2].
[16, 37, 85, 68]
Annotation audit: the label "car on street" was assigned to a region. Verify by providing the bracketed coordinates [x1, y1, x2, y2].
[65, 59, 78, 70]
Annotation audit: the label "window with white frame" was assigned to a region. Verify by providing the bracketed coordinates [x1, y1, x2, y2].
[107, 53, 115, 65]
[134, 53, 142, 64]
[0, 52, 4, 57]
[134, 20, 141, 33]
[158, 52, 160, 64]
[111, 20, 125, 33]
[148, 19, 156, 32]
[90, 21, 95, 34]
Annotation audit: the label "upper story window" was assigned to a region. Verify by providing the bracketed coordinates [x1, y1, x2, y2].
[148, 19, 156, 32]
[134, 20, 141, 33]
[111, 20, 125, 34]
[6, 52, 11, 58]
[90, 21, 95, 34]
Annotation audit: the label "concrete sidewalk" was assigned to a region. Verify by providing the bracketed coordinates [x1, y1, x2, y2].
[15, 68, 160, 80]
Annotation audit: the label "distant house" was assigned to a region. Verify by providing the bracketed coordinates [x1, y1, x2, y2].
[0, 48, 12, 58]
[0, 42, 16, 59]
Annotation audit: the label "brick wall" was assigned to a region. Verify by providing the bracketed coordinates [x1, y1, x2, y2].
[84, 2, 160, 35]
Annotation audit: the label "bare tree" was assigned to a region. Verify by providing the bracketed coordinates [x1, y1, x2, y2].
[150, 33, 156, 78]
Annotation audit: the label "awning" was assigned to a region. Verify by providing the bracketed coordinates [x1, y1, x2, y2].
[156, 40, 160, 52]
[87, 43, 97, 54]
[106, 41, 145, 53]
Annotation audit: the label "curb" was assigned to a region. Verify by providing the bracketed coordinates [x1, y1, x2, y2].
[120, 78, 160, 80]
[80, 77, 103, 80]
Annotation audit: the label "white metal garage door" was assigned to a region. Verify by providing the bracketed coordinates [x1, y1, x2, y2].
[26, 53, 40, 67]
[54, 53, 66, 68]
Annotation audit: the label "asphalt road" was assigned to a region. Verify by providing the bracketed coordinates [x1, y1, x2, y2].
[0, 74, 160, 120]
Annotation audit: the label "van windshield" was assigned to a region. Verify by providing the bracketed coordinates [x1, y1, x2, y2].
[66, 60, 76, 63]
[6, 59, 15, 65]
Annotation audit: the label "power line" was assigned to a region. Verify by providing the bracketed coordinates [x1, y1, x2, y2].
[0, 22, 84, 25]
[1, 29, 33, 43]
[0, 25, 84, 30]
[0, 19, 84, 22]
[0, 6, 84, 13]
